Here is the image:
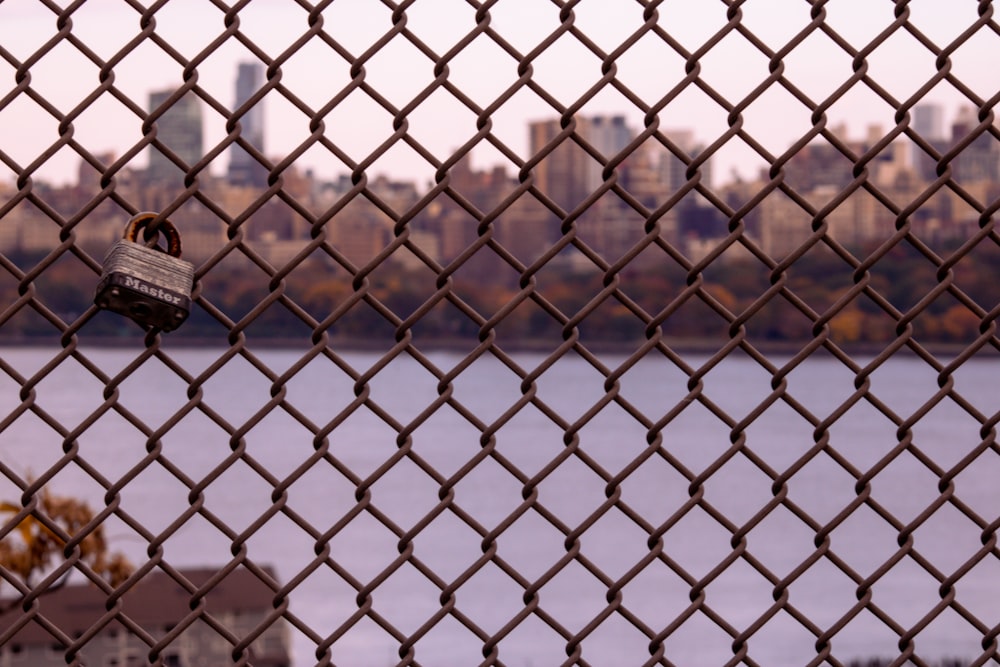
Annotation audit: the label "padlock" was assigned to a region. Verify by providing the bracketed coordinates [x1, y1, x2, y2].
[94, 212, 195, 332]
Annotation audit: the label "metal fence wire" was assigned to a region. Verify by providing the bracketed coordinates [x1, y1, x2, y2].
[2, 0, 1000, 665]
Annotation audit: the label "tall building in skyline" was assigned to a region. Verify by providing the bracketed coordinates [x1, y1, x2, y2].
[913, 102, 945, 141]
[529, 118, 589, 213]
[911, 102, 947, 176]
[528, 115, 634, 213]
[228, 61, 268, 188]
[587, 115, 633, 186]
[146, 89, 204, 184]
[657, 129, 712, 195]
[950, 105, 1000, 184]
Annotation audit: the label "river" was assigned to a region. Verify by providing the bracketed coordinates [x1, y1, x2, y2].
[1, 345, 997, 666]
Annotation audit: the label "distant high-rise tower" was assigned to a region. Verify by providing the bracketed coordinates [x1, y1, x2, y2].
[588, 115, 633, 163]
[658, 129, 711, 194]
[950, 105, 1000, 183]
[913, 103, 944, 141]
[911, 103, 948, 178]
[228, 61, 268, 188]
[147, 90, 204, 184]
[528, 115, 634, 212]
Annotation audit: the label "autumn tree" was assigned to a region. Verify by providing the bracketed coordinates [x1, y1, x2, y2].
[0, 488, 132, 612]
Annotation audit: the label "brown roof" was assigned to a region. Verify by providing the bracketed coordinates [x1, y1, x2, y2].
[0, 565, 282, 648]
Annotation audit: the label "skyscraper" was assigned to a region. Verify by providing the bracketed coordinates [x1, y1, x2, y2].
[228, 61, 268, 188]
[658, 129, 711, 195]
[950, 105, 1000, 183]
[912, 103, 945, 141]
[528, 115, 634, 212]
[911, 102, 947, 177]
[528, 115, 654, 258]
[146, 89, 204, 184]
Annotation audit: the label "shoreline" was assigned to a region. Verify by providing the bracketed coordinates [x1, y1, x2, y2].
[0, 334, 993, 360]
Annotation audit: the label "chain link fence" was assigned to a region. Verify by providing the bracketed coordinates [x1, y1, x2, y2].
[2, 0, 1000, 665]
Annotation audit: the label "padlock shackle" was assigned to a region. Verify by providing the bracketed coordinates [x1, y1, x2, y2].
[124, 212, 183, 258]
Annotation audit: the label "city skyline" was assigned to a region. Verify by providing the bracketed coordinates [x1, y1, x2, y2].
[9, 71, 993, 198]
[2, 2, 997, 189]
[1, 78, 993, 272]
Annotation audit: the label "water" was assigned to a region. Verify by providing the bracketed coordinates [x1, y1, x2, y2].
[1, 345, 998, 666]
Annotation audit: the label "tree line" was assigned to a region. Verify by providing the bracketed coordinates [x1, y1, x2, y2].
[3, 239, 998, 349]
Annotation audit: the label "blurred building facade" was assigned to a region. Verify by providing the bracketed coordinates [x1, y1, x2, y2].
[1, 93, 996, 273]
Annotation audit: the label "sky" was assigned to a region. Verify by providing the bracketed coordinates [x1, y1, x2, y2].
[0, 0, 998, 189]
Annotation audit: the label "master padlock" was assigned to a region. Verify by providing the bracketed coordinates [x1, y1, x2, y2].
[94, 213, 195, 332]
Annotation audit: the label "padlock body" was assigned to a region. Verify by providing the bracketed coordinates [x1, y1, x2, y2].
[94, 240, 194, 332]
